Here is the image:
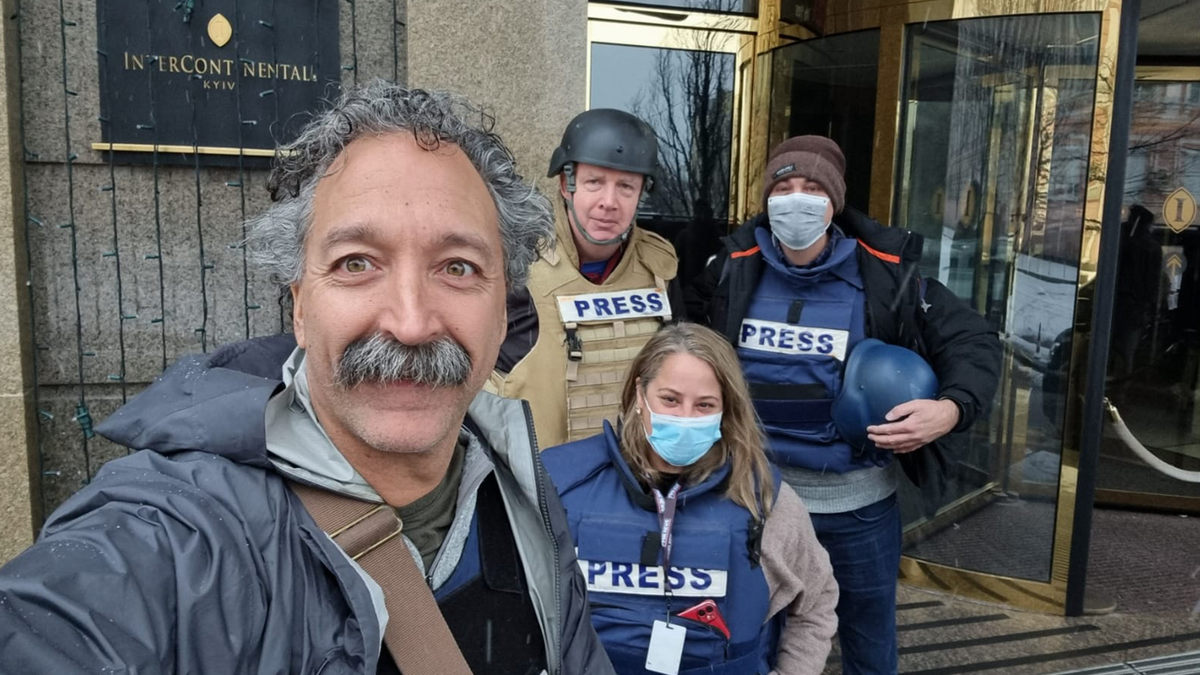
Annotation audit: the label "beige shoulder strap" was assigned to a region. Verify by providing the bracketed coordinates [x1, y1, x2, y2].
[289, 481, 473, 675]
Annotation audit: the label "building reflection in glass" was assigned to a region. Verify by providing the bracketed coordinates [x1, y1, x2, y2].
[891, 13, 1102, 582]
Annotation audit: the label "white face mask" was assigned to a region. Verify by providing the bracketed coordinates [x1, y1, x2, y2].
[768, 192, 830, 251]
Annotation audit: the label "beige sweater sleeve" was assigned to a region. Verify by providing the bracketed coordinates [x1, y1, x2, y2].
[762, 482, 839, 675]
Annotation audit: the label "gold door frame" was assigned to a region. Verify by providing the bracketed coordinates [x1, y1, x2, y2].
[586, 4, 759, 222]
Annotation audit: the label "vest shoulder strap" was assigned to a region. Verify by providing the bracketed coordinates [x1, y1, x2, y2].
[288, 482, 473, 675]
[540, 430, 616, 493]
[632, 227, 680, 281]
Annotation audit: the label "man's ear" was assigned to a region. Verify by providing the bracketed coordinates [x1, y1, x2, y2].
[559, 174, 570, 200]
[291, 284, 306, 348]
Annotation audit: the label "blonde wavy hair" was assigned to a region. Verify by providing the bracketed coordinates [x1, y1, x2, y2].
[619, 322, 775, 520]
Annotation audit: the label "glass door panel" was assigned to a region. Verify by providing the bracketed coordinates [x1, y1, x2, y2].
[767, 29, 880, 214]
[594, 42, 735, 223]
[590, 40, 736, 292]
[1101, 76, 1200, 504]
[893, 13, 1102, 582]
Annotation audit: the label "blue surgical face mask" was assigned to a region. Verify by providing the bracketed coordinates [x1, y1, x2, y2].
[768, 191, 830, 251]
[641, 393, 723, 467]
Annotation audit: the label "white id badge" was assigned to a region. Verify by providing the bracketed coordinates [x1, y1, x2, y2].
[645, 619, 687, 675]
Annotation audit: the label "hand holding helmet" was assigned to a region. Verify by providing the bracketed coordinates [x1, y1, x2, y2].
[866, 399, 960, 453]
[832, 339, 955, 454]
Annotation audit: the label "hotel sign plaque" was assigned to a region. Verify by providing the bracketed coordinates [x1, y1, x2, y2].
[94, 0, 340, 165]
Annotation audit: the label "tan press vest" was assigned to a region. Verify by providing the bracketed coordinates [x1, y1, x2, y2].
[490, 215, 678, 449]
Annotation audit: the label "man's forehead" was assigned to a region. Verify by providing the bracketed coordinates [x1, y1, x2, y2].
[314, 135, 493, 208]
[576, 163, 641, 181]
[304, 133, 501, 252]
[320, 132, 472, 179]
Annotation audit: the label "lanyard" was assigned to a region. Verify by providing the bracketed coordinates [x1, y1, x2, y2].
[650, 481, 683, 595]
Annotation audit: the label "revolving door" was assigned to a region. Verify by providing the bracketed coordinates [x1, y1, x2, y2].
[759, 2, 1123, 614]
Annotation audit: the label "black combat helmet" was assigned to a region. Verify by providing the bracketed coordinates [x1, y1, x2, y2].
[548, 109, 658, 189]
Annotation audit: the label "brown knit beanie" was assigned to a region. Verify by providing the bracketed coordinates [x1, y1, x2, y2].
[761, 135, 846, 214]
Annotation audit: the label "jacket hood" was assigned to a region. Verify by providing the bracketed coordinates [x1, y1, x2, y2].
[95, 334, 296, 468]
[755, 225, 863, 289]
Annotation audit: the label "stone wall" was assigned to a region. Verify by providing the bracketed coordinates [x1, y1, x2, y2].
[4, 0, 406, 559]
[407, 0, 587, 199]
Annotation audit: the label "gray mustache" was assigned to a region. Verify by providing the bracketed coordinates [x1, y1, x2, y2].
[336, 333, 472, 388]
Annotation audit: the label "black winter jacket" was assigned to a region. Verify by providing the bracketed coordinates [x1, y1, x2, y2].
[687, 209, 1002, 508]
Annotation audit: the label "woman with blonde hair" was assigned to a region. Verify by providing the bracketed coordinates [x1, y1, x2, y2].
[541, 322, 838, 675]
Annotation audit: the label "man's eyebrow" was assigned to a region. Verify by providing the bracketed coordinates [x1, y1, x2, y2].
[315, 224, 498, 263]
[318, 222, 386, 250]
[437, 231, 498, 264]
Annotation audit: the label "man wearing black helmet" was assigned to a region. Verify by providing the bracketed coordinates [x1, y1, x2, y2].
[491, 109, 678, 449]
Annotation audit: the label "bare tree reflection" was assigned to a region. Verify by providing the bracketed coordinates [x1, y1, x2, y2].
[628, 14, 737, 220]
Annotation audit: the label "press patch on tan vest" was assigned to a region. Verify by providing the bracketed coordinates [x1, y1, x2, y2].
[494, 227, 678, 448]
[556, 287, 672, 324]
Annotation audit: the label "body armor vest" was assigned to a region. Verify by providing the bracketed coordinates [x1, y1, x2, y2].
[490, 215, 677, 449]
[376, 473, 546, 675]
[738, 229, 883, 473]
[542, 424, 782, 675]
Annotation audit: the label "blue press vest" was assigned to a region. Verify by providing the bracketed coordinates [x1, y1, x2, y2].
[738, 228, 885, 473]
[542, 423, 781, 675]
[435, 512, 484, 601]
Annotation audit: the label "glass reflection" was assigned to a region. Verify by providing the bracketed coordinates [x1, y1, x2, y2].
[591, 41, 736, 290]
[1101, 78, 1200, 499]
[893, 13, 1101, 581]
[768, 30, 879, 214]
[592, 42, 735, 221]
[589, 0, 757, 16]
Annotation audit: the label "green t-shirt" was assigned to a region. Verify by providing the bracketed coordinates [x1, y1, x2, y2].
[396, 440, 465, 572]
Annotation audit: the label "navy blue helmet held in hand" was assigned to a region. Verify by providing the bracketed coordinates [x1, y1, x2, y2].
[832, 338, 939, 450]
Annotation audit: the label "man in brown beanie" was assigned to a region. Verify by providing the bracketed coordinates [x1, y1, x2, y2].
[688, 135, 1000, 675]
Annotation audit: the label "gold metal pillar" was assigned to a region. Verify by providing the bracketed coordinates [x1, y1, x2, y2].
[1051, 0, 1123, 594]
[869, 23, 904, 223]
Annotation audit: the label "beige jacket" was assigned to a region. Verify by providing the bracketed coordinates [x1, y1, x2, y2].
[763, 482, 841, 675]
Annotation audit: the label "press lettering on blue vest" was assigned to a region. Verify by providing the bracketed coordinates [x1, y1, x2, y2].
[738, 318, 849, 361]
[558, 287, 673, 323]
[579, 559, 728, 597]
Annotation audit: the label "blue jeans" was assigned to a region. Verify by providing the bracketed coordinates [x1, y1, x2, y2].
[809, 493, 901, 675]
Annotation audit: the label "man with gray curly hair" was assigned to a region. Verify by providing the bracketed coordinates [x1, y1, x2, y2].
[0, 81, 615, 675]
